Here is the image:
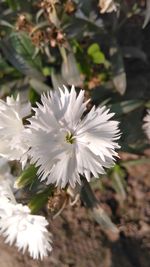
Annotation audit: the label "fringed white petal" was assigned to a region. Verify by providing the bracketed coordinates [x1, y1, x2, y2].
[0, 95, 31, 166]
[27, 85, 121, 188]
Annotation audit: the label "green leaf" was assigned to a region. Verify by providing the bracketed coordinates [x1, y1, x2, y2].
[72, 40, 91, 76]
[0, 20, 15, 29]
[0, 32, 44, 80]
[110, 39, 126, 95]
[42, 67, 51, 77]
[80, 177, 118, 232]
[51, 69, 66, 91]
[0, 54, 14, 76]
[120, 157, 150, 167]
[87, 43, 100, 56]
[28, 88, 40, 105]
[110, 165, 127, 200]
[110, 100, 144, 115]
[5, 0, 20, 10]
[92, 51, 105, 64]
[61, 51, 83, 86]
[29, 78, 52, 94]
[87, 43, 109, 66]
[91, 206, 119, 233]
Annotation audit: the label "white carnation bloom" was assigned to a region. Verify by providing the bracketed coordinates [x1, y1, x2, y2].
[0, 202, 52, 260]
[27, 85, 120, 188]
[143, 109, 150, 140]
[99, 0, 118, 13]
[0, 95, 31, 167]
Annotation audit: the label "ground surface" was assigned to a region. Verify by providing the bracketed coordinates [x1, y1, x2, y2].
[0, 152, 150, 267]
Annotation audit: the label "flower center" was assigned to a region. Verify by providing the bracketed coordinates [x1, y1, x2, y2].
[65, 132, 75, 144]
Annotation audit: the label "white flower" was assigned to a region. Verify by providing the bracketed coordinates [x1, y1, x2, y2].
[0, 202, 52, 259]
[99, 0, 118, 13]
[0, 157, 16, 205]
[0, 157, 10, 175]
[143, 109, 150, 140]
[0, 197, 15, 220]
[0, 157, 52, 260]
[0, 181, 16, 206]
[0, 174, 16, 219]
[0, 95, 31, 167]
[27, 85, 120, 188]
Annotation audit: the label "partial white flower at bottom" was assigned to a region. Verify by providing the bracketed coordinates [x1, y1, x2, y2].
[0, 203, 52, 260]
[0, 170, 52, 260]
[27, 85, 120, 188]
[143, 109, 150, 140]
[0, 95, 31, 167]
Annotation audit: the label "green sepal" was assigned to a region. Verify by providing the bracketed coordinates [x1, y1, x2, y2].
[28, 186, 54, 214]
[15, 165, 38, 189]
